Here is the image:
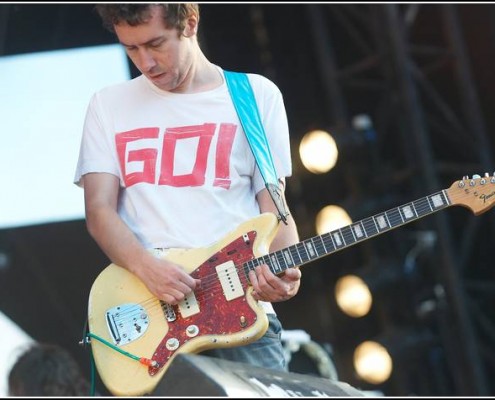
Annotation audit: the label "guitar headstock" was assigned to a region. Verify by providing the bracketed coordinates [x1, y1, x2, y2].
[447, 173, 495, 215]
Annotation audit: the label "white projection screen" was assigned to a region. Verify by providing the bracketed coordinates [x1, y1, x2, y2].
[0, 44, 130, 229]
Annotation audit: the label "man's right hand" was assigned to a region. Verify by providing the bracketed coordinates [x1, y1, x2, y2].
[137, 257, 201, 305]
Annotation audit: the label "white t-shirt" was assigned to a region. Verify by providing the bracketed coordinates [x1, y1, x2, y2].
[74, 67, 292, 313]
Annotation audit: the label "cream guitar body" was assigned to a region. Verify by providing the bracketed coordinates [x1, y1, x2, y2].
[87, 174, 495, 396]
[88, 213, 279, 396]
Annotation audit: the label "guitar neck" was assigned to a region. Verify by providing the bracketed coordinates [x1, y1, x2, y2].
[244, 189, 451, 275]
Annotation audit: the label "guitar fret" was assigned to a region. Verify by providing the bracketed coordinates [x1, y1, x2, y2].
[340, 226, 355, 246]
[363, 217, 378, 237]
[246, 187, 456, 280]
[398, 204, 410, 222]
[327, 231, 336, 249]
[326, 233, 337, 252]
[312, 237, 323, 257]
[386, 208, 402, 228]
[331, 230, 345, 248]
[283, 248, 295, 267]
[383, 212, 392, 227]
[371, 215, 380, 232]
[352, 223, 363, 239]
[305, 239, 317, 259]
[276, 249, 291, 271]
[296, 242, 309, 263]
[425, 195, 434, 213]
[440, 190, 451, 206]
[315, 236, 326, 255]
[289, 245, 302, 265]
[347, 224, 357, 242]
[414, 198, 430, 218]
[260, 255, 270, 270]
[270, 253, 283, 273]
[317, 234, 328, 253]
[411, 202, 419, 218]
[273, 251, 283, 269]
[374, 214, 389, 231]
[310, 237, 320, 258]
[352, 221, 367, 239]
[430, 191, 448, 209]
[320, 234, 331, 254]
[243, 259, 256, 277]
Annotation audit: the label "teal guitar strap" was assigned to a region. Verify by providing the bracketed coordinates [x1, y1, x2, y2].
[224, 70, 289, 224]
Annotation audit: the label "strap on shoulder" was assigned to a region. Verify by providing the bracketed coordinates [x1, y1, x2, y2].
[223, 70, 289, 224]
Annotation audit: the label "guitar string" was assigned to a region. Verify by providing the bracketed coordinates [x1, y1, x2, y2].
[110, 263, 253, 323]
[104, 182, 495, 332]
[108, 194, 446, 325]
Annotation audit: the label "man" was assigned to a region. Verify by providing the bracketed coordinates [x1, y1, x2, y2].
[74, 3, 301, 372]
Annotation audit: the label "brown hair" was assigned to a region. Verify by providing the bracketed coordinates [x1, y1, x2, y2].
[8, 343, 91, 396]
[95, 3, 199, 34]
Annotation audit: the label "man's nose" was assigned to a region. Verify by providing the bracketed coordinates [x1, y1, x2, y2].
[136, 48, 156, 72]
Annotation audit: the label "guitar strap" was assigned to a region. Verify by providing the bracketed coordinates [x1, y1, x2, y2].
[223, 70, 289, 224]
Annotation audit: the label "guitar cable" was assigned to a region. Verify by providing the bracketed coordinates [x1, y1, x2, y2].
[86, 331, 158, 367]
[79, 318, 159, 395]
[79, 318, 97, 396]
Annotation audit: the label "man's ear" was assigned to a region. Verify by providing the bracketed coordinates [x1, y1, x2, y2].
[183, 15, 198, 37]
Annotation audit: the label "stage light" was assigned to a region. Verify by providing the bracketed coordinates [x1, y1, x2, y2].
[353, 328, 437, 386]
[299, 129, 338, 174]
[334, 262, 404, 318]
[353, 340, 393, 385]
[315, 205, 352, 235]
[334, 274, 373, 318]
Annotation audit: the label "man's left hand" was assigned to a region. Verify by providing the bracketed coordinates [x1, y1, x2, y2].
[249, 264, 301, 302]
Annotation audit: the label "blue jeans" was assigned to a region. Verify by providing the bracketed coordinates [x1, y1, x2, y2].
[201, 314, 287, 371]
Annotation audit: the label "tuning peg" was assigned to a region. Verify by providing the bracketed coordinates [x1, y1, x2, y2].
[472, 174, 481, 179]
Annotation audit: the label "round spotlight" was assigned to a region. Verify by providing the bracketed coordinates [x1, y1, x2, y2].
[315, 205, 352, 235]
[353, 340, 393, 384]
[334, 274, 372, 318]
[299, 129, 338, 174]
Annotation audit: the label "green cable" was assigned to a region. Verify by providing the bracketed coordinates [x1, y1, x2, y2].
[87, 332, 141, 362]
[89, 348, 96, 396]
[84, 331, 159, 396]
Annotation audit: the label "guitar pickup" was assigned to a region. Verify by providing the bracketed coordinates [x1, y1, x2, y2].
[178, 291, 200, 319]
[216, 260, 244, 301]
[162, 302, 177, 322]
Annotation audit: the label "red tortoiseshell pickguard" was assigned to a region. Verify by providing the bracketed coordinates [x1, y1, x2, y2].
[148, 230, 259, 375]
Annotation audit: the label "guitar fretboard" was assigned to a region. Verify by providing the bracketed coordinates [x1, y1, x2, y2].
[243, 189, 451, 276]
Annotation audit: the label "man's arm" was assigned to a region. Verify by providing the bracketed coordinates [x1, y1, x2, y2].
[249, 179, 302, 302]
[82, 172, 199, 304]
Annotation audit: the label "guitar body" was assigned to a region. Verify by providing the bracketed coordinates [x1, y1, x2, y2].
[87, 212, 280, 396]
[87, 174, 495, 396]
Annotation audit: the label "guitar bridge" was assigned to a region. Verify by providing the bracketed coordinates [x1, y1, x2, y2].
[105, 303, 150, 346]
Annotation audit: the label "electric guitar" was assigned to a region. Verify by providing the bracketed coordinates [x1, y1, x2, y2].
[87, 174, 495, 396]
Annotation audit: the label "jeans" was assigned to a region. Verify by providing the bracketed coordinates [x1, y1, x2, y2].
[201, 314, 287, 371]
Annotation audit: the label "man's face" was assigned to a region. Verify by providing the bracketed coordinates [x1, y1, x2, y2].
[114, 6, 196, 92]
